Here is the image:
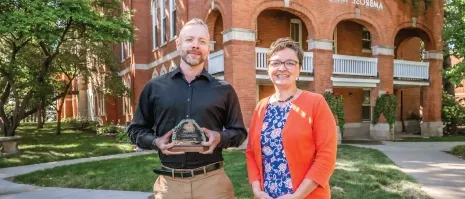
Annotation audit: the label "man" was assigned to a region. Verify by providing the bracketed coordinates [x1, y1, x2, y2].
[127, 18, 247, 199]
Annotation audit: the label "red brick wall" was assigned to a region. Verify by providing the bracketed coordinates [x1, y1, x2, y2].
[333, 88, 363, 123]
[396, 37, 421, 61]
[336, 21, 372, 57]
[214, 14, 224, 52]
[259, 85, 275, 100]
[256, 10, 308, 51]
[396, 88, 421, 120]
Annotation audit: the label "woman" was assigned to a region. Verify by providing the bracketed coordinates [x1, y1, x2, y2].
[246, 37, 337, 199]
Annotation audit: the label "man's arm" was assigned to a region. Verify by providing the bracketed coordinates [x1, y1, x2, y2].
[127, 82, 158, 150]
[218, 85, 248, 148]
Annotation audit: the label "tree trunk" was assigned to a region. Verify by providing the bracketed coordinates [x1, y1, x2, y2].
[56, 97, 66, 136]
[37, 101, 44, 128]
[56, 112, 62, 136]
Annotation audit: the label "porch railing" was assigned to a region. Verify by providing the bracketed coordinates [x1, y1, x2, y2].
[207, 50, 224, 74]
[255, 47, 313, 73]
[333, 54, 378, 77]
[393, 59, 429, 80]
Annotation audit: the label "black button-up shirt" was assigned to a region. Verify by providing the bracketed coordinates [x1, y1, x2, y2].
[127, 67, 247, 169]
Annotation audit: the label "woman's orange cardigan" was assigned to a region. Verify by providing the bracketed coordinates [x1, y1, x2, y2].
[246, 91, 337, 199]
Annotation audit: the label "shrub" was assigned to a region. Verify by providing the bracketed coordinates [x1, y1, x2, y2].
[450, 145, 465, 158]
[442, 91, 465, 134]
[62, 117, 98, 133]
[97, 125, 121, 135]
[116, 127, 131, 143]
[372, 92, 396, 130]
[323, 91, 345, 136]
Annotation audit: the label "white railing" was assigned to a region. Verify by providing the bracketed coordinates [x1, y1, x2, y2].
[394, 59, 429, 80]
[333, 54, 378, 77]
[255, 47, 268, 70]
[207, 50, 224, 74]
[255, 47, 313, 73]
[302, 52, 313, 73]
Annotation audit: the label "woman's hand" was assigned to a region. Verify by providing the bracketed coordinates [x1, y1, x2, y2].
[253, 190, 273, 199]
[276, 194, 297, 199]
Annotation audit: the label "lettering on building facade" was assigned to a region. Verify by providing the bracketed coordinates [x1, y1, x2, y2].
[329, 0, 384, 11]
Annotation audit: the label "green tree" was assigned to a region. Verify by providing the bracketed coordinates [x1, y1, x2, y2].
[442, 0, 465, 134]
[0, 0, 134, 136]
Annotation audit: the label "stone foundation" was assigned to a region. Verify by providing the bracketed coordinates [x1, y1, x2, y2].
[421, 122, 443, 137]
[370, 123, 394, 141]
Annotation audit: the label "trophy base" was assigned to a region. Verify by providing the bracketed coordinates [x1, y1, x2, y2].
[171, 145, 209, 153]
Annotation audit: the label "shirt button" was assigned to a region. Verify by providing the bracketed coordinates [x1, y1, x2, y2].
[187, 99, 190, 101]
[188, 84, 191, 87]
[186, 115, 189, 118]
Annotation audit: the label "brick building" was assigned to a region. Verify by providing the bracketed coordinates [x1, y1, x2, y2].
[61, 0, 444, 140]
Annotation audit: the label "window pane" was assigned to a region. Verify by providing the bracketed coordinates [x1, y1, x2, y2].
[362, 106, 371, 120]
[363, 90, 370, 104]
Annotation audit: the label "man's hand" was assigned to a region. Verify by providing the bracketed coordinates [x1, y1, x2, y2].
[154, 130, 184, 155]
[201, 128, 221, 154]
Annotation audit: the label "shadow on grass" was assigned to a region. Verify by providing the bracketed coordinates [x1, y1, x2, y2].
[11, 146, 431, 199]
[0, 122, 133, 168]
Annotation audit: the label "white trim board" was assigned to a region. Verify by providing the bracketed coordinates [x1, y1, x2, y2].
[135, 51, 180, 70]
[118, 67, 131, 76]
[256, 74, 314, 81]
[393, 80, 429, 86]
[331, 77, 379, 88]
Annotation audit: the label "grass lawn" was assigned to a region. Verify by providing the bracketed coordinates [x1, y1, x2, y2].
[11, 145, 430, 199]
[0, 122, 133, 168]
[450, 145, 465, 159]
[395, 135, 465, 142]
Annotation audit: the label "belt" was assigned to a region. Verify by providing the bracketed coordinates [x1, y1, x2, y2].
[153, 161, 224, 178]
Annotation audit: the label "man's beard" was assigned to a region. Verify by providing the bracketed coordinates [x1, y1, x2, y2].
[181, 50, 205, 66]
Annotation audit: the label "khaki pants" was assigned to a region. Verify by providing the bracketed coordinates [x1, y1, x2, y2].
[153, 168, 235, 199]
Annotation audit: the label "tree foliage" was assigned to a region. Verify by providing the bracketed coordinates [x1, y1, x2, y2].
[0, 0, 134, 136]
[443, 0, 465, 87]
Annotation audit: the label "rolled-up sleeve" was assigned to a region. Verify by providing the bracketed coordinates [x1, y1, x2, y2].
[218, 85, 247, 148]
[305, 97, 338, 188]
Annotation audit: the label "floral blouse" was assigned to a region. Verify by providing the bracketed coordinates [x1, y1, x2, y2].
[260, 102, 294, 198]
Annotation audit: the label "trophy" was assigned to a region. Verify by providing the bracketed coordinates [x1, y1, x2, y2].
[171, 119, 209, 153]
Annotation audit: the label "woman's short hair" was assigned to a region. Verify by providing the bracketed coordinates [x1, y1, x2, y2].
[267, 37, 304, 67]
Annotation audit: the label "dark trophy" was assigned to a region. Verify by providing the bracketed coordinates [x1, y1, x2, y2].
[171, 119, 208, 153]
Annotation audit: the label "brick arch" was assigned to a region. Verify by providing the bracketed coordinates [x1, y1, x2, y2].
[328, 13, 384, 45]
[203, 0, 228, 30]
[250, 1, 317, 39]
[392, 22, 436, 51]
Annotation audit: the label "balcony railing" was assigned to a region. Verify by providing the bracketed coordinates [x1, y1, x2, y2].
[255, 47, 313, 73]
[207, 50, 224, 74]
[333, 54, 378, 77]
[394, 59, 429, 80]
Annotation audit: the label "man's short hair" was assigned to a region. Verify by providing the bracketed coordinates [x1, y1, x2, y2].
[179, 18, 209, 37]
[267, 37, 304, 67]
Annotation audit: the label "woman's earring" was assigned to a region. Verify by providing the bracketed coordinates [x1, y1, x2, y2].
[296, 76, 299, 81]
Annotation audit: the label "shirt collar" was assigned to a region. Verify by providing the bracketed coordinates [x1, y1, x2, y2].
[170, 66, 213, 81]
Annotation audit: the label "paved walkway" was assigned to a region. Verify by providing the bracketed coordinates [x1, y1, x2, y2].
[349, 142, 465, 199]
[0, 151, 155, 199]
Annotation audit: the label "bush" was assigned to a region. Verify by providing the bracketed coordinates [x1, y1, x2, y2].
[97, 125, 121, 135]
[372, 92, 396, 130]
[442, 91, 465, 134]
[116, 127, 131, 143]
[323, 91, 345, 136]
[62, 117, 98, 133]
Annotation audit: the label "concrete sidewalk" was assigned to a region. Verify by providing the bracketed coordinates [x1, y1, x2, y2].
[0, 151, 155, 199]
[349, 142, 465, 199]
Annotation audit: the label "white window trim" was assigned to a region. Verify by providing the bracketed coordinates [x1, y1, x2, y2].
[290, 18, 302, 48]
[362, 27, 372, 53]
[98, 92, 105, 116]
[160, 0, 166, 45]
[152, 0, 159, 50]
[362, 89, 372, 121]
[152, 69, 159, 78]
[160, 65, 167, 75]
[120, 42, 124, 62]
[169, 0, 176, 39]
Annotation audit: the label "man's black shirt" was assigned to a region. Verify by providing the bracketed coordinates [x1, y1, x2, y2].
[127, 67, 247, 169]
